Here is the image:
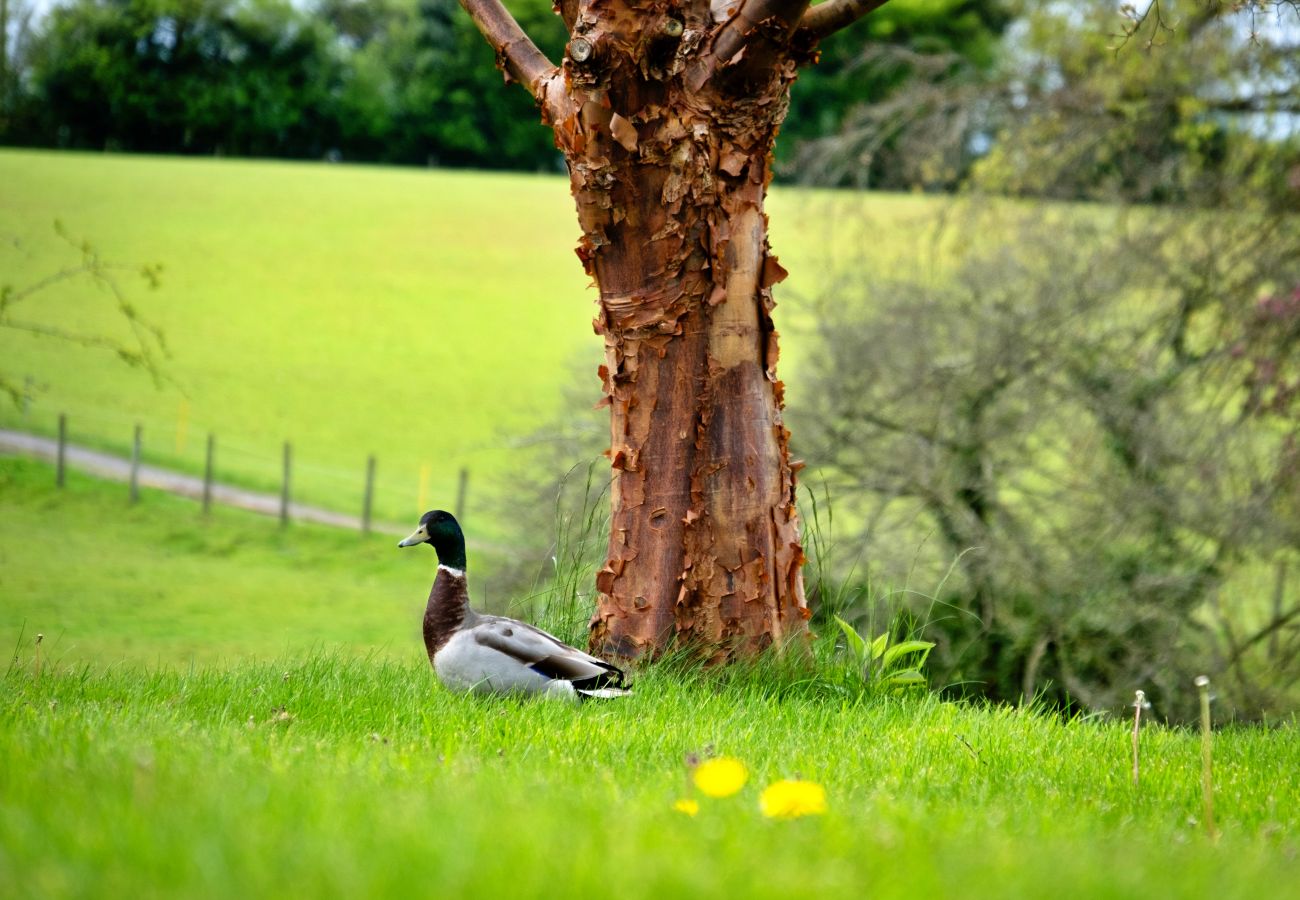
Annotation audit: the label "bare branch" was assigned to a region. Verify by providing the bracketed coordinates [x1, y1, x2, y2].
[459, 0, 558, 98]
[797, 0, 891, 42]
[683, 0, 812, 90]
[712, 0, 811, 65]
[2, 222, 171, 397]
[1201, 90, 1300, 113]
[1, 264, 98, 308]
[0, 317, 133, 353]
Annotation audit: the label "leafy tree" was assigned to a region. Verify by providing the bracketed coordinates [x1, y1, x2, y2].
[19, 0, 343, 156]
[792, 0, 1300, 717]
[779, 0, 1010, 176]
[323, 0, 568, 167]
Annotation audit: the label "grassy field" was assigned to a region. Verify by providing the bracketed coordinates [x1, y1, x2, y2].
[0, 150, 591, 533]
[0, 149, 936, 537]
[5, 658, 1297, 899]
[3, 456, 1298, 897]
[0, 455, 522, 666]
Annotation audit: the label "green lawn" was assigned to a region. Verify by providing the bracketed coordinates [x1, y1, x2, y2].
[0, 149, 936, 536]
[4, 641, 1297, 899]
[2, 456, 1298, 897]
[0, 456, 505, 666]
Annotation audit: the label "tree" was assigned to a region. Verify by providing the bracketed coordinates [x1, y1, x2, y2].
[454, 0, 908, 661]
[789, 0, 1300, 717]
[12, 0, 346, 157]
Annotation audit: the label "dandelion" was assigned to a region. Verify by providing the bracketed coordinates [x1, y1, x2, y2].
[759, 780, 828, 819]
[692, 757, 748, 798]
[673, 799, 700, 817]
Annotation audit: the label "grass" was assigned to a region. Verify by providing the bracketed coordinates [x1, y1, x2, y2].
[0, 456, 507, 666]
[0, 149, 937, 536]
[0, 150, 590, 533]
[3, 655, 1297, 898]
[3, 456, 1299, 897]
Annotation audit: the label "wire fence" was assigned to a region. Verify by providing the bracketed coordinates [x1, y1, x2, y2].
[2, 398, 477, 535]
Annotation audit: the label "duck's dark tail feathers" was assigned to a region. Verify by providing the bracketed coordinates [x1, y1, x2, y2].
[570, 669, 631, 700]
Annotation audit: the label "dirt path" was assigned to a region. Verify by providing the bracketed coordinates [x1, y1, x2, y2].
[0, 428, 404, 535]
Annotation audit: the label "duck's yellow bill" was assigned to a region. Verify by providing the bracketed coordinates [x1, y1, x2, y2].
[398, 525, 428, 548]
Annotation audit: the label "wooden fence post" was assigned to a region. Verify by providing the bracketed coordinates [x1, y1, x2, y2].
[202, 433, 215, 515]
[56, 413, 67, 487]
[129, 424, 142, 504]
[280, 441, 292, 527]
[455, 467, 469, 524]
[362, 455, 376, 534]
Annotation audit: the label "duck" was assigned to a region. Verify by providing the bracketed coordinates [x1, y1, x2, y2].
[398, 509, 631, 699]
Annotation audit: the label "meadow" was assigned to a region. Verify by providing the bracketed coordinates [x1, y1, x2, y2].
[0, 149, 933, 537]
[2, 456, 1298, 898]
[4, 151, 1297, 897]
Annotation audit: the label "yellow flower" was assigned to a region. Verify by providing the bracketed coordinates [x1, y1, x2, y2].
[673, 799, 700, 817]
[692, 757, 749, 798]
[759, 780, 827, 819]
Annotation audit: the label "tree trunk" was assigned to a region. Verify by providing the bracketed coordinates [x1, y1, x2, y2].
[459, 0, 890, 661]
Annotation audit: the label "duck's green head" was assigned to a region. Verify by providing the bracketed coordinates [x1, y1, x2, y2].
[398, 510, 466, 569]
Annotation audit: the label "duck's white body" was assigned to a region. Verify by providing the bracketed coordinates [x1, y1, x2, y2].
[433, 609, 621, 698]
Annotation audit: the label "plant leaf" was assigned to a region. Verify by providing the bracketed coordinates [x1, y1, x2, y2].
[833, 615, 869, 666]
[881, 640, 936, 667]
[870, 632, 889, 661]
[884, 670, 927, 688]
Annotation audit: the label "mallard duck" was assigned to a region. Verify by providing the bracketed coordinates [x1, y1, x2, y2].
[398, 510, 630, 699]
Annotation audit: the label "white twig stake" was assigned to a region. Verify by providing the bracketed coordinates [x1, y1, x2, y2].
[1131, 689, 1147, 788]
[1195, 675, 1218, 841]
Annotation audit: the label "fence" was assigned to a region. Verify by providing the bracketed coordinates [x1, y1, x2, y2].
[21, 406, 474, 534]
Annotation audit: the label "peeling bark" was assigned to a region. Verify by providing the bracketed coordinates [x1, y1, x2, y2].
[458, 0, 887, 661]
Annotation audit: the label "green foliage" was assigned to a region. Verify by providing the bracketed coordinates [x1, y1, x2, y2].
[322, 0, 567, 168]
[787, 0, 1300, 718]
[833, 614, 935, 690]
[17, 0, 344, 156]
[797, 0, 1300, 197]
[780, 0, 1011, 177]
[1, 0, 1009, 175]
[3, 0, 566, 168]
[793, 195, 1300, 720]
[969, 0, 1300, 206]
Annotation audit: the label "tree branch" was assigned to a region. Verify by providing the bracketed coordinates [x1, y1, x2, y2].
[556, 0, 578, 33]
[1202, 91, 1300, 114]
[712, 0, 811, 66]
[685, 0, 812, 89]
[797, 0, 891, 42]
[459, 0, 558, 97]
